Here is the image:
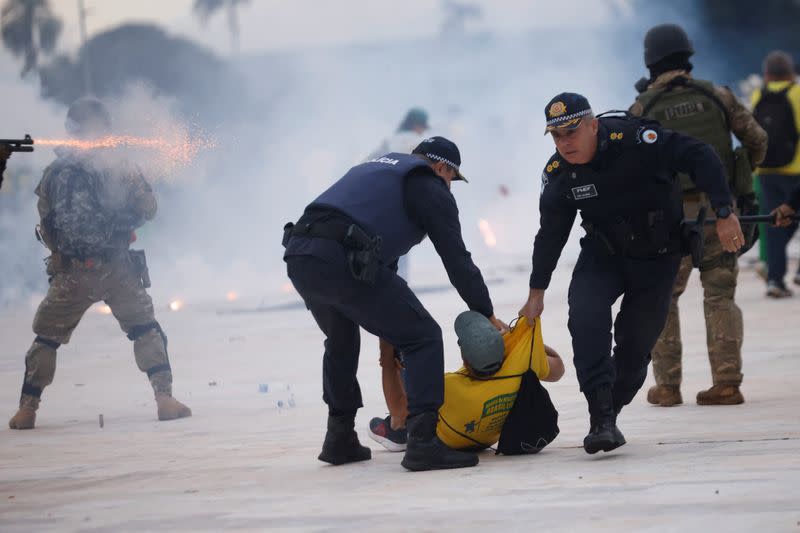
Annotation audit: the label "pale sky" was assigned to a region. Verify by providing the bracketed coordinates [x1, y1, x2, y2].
[50, 0, 634, 55]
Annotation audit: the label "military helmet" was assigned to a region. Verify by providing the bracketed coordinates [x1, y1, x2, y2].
[66, 96, 112, 137]
[644, 24, 694, 68]
[454, 311, 504, 376]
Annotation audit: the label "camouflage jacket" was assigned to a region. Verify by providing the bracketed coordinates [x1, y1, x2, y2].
[35, 150, 157, 253]
[630, 70, 768, 168]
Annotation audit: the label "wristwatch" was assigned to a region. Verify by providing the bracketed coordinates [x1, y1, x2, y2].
[715, 205, 733, 219]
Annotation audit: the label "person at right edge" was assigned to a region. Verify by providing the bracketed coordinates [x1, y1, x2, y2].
[518, 92, 744, 455]
[630, 24, 768, 407]
[751, 50, 800, 298]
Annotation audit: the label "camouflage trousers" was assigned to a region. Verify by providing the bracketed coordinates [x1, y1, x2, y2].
[652, 219, 743, 387]
[18, 250, 172, 410]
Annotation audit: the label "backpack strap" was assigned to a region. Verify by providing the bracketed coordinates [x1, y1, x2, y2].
[437, 413, 498, 452]
[764, 82, 794, 96]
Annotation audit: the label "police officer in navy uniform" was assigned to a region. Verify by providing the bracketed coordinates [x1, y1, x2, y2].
[284, 136, 508, 471]
[518, 93, 745, 454]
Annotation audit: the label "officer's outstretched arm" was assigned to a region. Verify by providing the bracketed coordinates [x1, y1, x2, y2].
[521, 185, 576, 321]
[407, 174, 494, 319]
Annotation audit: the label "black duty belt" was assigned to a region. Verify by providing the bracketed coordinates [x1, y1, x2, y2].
[284, 220, 351, 244]
[282, 215, 383, 285]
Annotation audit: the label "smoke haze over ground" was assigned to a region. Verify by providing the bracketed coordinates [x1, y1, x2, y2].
[0, 1, 794, 312]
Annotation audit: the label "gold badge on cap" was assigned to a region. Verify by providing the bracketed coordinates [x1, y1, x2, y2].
[548, 101, 567, 118]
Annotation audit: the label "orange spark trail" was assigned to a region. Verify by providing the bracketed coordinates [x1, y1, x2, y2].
[37, 134, 216, 168]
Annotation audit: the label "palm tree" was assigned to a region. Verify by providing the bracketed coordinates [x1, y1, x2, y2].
[1, 0, 62, 76]
[193, 0, 250, 54]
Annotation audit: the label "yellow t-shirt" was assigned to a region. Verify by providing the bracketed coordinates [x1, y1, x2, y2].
[751, 81, 800, 175]
[437, 316, 550, 449]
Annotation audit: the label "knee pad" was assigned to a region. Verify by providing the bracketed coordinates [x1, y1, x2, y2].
[34, 335, 60, 350]
[126, 321, 168, 350]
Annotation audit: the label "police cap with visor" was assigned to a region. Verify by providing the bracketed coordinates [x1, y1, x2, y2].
[412, 136, 468, 182]
[544, 92, 593, 134]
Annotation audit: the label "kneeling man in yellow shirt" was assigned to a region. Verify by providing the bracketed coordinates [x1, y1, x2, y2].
[369, 312, 564, 451]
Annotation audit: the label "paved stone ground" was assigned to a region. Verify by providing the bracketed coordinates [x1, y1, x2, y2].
[1, 261, 798, 532]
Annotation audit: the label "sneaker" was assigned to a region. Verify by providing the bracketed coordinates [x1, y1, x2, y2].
[766, 280, 793, 298]
[793, 273, 800, 287]
[368, 416, 407, 452]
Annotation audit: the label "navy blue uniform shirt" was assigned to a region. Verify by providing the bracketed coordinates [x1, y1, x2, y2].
[530, 116, 732, 290]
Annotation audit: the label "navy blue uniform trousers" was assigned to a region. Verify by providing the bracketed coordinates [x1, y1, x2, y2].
[760, 174, 800, 284]
[286, 243, 444, 418]
[567, 244, 681, 412]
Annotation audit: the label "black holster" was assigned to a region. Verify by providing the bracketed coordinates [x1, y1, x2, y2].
[680, 207, 706, 269]
[343, 224, 382, 286]
[129, 249, 151, 288]
[282, 219, 383, 286]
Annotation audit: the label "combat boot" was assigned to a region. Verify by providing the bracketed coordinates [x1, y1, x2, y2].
[318, 414, 372, 465]
[401, 411, 478, 471]
[646, 384, 683, 407]
[8, 407, 36, 430]
[583, 386, 626, 454]
[9, 393, 40, 430]
[156, 395, 192, 421]
[696, 384, 744, 406]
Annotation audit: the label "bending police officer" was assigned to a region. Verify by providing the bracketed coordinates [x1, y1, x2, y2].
[8, 97, 191, 430]
[631, 23, 767, 407]
[518, 93, 744, 454]
[283, 136, 507, 471]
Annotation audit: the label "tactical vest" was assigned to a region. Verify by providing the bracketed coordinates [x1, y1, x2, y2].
[40, 157, 118, 259]
[437, 317, 550, 450]
[637, 78, 738, 194]
[310, 153, 429, 263]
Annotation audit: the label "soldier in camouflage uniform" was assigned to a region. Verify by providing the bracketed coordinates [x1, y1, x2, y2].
[629, 25, 768, 407]
[8, 97, 191, 430]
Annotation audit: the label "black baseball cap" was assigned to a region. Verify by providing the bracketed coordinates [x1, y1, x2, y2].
[544, 92, 593, 134]
[412, 136, 468, 182]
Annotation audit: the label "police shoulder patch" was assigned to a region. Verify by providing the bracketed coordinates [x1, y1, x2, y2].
[640, 128, 658, 144]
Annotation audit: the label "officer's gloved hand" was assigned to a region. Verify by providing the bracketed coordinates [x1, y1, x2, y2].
[772, 204, 796, 228]
[715, 213, 745, 253]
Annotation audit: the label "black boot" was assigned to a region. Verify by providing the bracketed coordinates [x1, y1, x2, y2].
[318, 414, 372, 465]
[401, 412, 478, 471]
[583, 386, 626, 454]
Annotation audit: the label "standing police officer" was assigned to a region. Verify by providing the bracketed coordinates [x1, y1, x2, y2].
[518, 93, 744, 454]
[284, 136, 507, 471]
[630, 24, 767, 407]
